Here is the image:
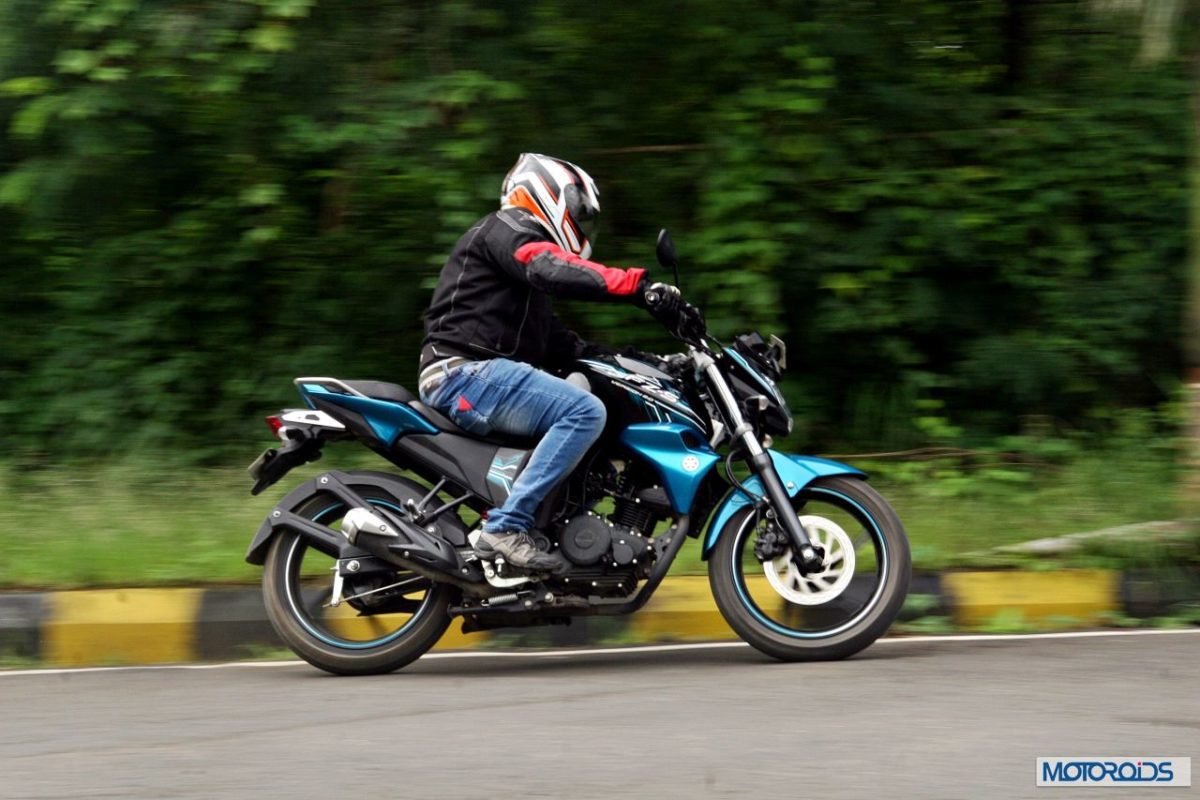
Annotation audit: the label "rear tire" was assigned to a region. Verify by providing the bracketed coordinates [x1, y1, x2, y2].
[709, 476, 910, 661]
[261, 486, 454, 675]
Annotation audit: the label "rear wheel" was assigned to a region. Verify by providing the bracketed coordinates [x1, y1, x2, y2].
[262, 487, 454, 675]
[709, 476, 910, 661]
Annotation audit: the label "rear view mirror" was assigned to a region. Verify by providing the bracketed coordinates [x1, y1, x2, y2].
[656, 229, 678, 269]
[656, 229, 680, 287]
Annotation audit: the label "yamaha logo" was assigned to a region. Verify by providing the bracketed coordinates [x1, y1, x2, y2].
[682, 455, 701, 473]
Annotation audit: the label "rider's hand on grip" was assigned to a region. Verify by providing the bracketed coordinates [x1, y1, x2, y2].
[637, 279, 682, 319]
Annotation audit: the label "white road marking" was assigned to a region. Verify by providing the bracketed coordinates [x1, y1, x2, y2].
[879, 629, 1200, 644]
[0, 627, 1197, 678]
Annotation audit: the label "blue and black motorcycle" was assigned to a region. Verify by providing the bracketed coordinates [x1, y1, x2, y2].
[245, 231, 911, 674]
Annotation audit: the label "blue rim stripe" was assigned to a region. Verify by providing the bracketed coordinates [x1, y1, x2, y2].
[287, 500, 430, 650]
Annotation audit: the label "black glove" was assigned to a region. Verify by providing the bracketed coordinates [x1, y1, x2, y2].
[636, 279, 683, 321]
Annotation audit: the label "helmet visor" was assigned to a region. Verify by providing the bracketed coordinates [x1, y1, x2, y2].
[564, 182, 598, 247]
[576, 205, 598, 243]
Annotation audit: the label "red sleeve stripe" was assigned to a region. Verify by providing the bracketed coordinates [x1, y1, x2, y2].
[514, 241, 646, 296]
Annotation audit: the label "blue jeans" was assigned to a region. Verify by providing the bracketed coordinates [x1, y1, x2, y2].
[420, 358, 606, 533]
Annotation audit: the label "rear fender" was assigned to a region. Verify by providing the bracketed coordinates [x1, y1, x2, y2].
[245, 470, 468, 565]
[701, 451, 866, 559]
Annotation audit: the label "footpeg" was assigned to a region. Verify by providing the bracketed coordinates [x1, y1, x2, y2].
[340, 508, 397, 545]
[480, 556, 535, 589]
[468, 531, 545, 588]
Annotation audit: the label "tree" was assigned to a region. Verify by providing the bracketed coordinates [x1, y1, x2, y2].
[0, 1, 1191, 461]
[1093, 0, 1198, 509]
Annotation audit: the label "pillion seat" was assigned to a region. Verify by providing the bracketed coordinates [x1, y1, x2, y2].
[338, 378, 542, 449]
[340, 380, 418, 405]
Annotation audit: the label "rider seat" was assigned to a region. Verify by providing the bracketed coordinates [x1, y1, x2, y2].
[407, 400, 537, 449]
[339, 379, 531, 446]
[339, 379, 551, 449]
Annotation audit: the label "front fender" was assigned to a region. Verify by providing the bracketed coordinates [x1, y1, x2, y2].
[701, 451, 866, 559]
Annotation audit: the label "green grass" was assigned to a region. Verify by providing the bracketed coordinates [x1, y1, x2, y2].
[671, 443, 1185, 575]
[0, 462, 275, 588]
[0, 440, 1187, 588]
[866, 450, 1184, 570]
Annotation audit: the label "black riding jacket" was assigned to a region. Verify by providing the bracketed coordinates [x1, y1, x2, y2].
[421, 209, 646, 372]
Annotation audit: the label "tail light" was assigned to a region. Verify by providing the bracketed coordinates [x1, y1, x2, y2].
[265, 415, 284, 437]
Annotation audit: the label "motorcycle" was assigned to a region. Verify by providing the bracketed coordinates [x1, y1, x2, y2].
[245, 230, 911, 675]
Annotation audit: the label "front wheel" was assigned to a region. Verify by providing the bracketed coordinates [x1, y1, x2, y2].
[709, 476, 911, 661]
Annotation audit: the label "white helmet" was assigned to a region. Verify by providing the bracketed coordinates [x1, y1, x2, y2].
[501, 153, 601, 259]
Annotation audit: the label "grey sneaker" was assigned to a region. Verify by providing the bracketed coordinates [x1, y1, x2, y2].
[475, 531, 569, 575]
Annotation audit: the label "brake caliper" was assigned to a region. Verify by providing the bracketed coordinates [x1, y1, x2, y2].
[753, 523, 790, 563]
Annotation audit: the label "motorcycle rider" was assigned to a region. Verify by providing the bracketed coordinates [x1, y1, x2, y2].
[419, 153, 682, 573]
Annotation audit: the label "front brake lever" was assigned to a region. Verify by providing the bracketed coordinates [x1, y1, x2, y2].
[675, 303, 707, 344]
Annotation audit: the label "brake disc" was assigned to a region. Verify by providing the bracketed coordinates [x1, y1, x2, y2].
[763, 515, 856, 606]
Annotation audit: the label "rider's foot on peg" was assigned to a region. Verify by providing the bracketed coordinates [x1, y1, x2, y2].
[475, 531, 570, 575]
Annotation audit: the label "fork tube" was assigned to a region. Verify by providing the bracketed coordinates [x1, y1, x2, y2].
[696, 351, 822, 572]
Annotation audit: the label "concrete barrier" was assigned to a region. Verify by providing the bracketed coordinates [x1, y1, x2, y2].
[1, 569, 1192, 668]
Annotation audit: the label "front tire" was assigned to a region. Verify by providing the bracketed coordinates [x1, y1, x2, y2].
[709, 476, 911, 661]
[261, 487, 454, 675]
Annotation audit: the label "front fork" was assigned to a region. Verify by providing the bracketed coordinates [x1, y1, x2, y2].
[694, 348, 825, 574]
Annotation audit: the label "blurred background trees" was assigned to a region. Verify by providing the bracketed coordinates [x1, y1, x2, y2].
[1, 0, 1194, 462]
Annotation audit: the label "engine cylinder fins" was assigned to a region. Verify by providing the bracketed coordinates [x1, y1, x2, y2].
[558, 513, 612, 565]
[611, 496, 655, 533]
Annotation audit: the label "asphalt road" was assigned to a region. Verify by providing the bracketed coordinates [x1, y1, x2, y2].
[1, 631, 1197, 800]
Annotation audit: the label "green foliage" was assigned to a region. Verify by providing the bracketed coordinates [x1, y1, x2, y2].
[1147, 612, 1197, 629]
[1094, 609, 1143, 628]
[892, 615, 956, 635]
[976, 607, 1039, 633]
[900, 591, 940, 619]
[1163, 602, 1200, 626]
[0, 1, 1193, 460]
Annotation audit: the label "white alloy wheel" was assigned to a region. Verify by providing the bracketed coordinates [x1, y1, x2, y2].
[763, 515, 856, 606]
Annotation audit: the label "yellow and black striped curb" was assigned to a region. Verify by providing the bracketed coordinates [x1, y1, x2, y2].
[0, 570, 1195, 667]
